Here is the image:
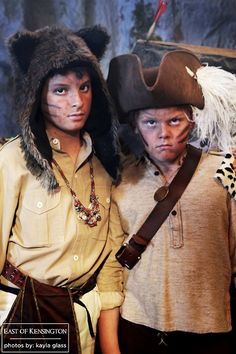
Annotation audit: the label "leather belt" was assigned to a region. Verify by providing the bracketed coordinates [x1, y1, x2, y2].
[1, 259, 26, 288]
[0, 257, 108, 339]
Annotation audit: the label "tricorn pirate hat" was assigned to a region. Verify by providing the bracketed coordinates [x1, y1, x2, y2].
[107, 50, 204, 119]
[107, 50, 236, 151]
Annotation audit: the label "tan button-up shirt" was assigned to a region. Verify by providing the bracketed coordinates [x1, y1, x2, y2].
[112, 151, 236, 333]
[0, 133, 124, 309]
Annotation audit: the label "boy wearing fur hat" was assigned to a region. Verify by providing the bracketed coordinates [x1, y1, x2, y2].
[0, 26, 124, 354]
[107, 50, 236, 354]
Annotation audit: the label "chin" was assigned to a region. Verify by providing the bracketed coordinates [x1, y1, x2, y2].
[68, 123, 85, 131]
[155, 151, 173, 159]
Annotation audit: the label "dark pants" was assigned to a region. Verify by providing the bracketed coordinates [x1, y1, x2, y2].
[118, 317, 232, 354]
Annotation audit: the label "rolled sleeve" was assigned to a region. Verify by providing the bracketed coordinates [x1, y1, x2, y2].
[99, 290, 124, 310]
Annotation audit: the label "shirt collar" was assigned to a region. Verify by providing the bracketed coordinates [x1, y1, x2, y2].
[48, 131, 93, 168]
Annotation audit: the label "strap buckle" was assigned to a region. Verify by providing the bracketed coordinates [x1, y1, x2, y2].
[116, 242, 142, 269]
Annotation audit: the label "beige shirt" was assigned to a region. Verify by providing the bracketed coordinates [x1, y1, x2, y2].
[0, 133, 124, 309]
[112, 150, 236, 333]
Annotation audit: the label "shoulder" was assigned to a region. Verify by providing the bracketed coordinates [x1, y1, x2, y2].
[0, 136, 23, 164]
[198, 150, 225, 172]
[202, 150, 224, 162]
[120, 154, 145, 180]
[0, 135, 20, 150]
[114, 154, 149, 193]
[0, 137, 9, 147]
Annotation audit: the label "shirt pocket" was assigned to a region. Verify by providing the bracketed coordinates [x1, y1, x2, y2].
[18, 189, 62, 247]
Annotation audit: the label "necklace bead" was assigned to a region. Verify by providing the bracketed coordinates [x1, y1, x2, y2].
[52, 157, 101, 227]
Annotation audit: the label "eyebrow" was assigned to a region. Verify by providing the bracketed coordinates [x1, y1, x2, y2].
[50, 78, 91, 86]
[139, 113, 156, 119]
[80, 79, 91, 85]
[50, 81, 69, 87]
[169, 115, 183, 119]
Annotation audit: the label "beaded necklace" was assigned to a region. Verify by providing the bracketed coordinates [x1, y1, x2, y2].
[52, 157, 101, 227]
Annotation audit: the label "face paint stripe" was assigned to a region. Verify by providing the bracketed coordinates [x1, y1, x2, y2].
[41, 110, 59, 119]
[42, 102, 61, 110]
[176, 124, 192, 144]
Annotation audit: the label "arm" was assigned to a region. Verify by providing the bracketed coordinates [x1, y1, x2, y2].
[0, 143, 20, 274]
[96, 185, 125, 298]
[96, 187, 125, 353]
[98, 307, 120, 354]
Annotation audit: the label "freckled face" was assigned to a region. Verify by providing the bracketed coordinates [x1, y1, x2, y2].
[135, 107, 194, 166]
[41, 70, 92, 135]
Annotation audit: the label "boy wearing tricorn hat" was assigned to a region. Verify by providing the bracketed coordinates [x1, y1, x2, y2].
[107, 50, 236, 354]
[0, 25, 124, 354]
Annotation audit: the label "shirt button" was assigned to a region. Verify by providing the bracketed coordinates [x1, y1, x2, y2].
[106, 197, 110, 204]
[73, 255, 79, 261]
[37, 201, 43, 208]
[52, 138, 59, 145]
[171, 210, 177, 216]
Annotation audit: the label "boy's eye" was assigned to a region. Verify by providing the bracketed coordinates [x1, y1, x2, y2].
[54, 87, 66, 94]
[80, 83, 90, 92]
[139, 118, 158, 129]
[170, 117, 181, 125]
[143, 119, 156, 126]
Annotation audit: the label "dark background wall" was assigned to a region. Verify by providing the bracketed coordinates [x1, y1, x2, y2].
[0, 0, 236, 136]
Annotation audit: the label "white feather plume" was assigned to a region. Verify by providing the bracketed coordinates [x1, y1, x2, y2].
[192, 65, 236, 152]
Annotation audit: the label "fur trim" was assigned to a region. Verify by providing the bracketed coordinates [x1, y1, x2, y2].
[76, 25, 110, 60]
[7, 25, 119, 191]
[214, 153, 236, 199]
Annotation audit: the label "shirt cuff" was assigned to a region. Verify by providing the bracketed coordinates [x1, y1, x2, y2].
[99, 291, 124, 310]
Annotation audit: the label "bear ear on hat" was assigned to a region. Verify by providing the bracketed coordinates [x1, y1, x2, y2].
[76, 25, 110, 60]
[7, 30, 39, 74]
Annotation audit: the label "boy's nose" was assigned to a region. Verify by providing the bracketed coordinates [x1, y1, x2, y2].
[159, 123, 169, 138]
[71, 92, 83, 108]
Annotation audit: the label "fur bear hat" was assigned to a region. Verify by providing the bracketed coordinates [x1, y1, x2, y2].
[107, 50, 236, 152]
[7, 25, 119, 191]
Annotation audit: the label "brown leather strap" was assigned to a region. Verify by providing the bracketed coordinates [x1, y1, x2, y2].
[136, 144, 202, 241]
[2, 252, 110, 294]
[116, 144, 202, 269]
